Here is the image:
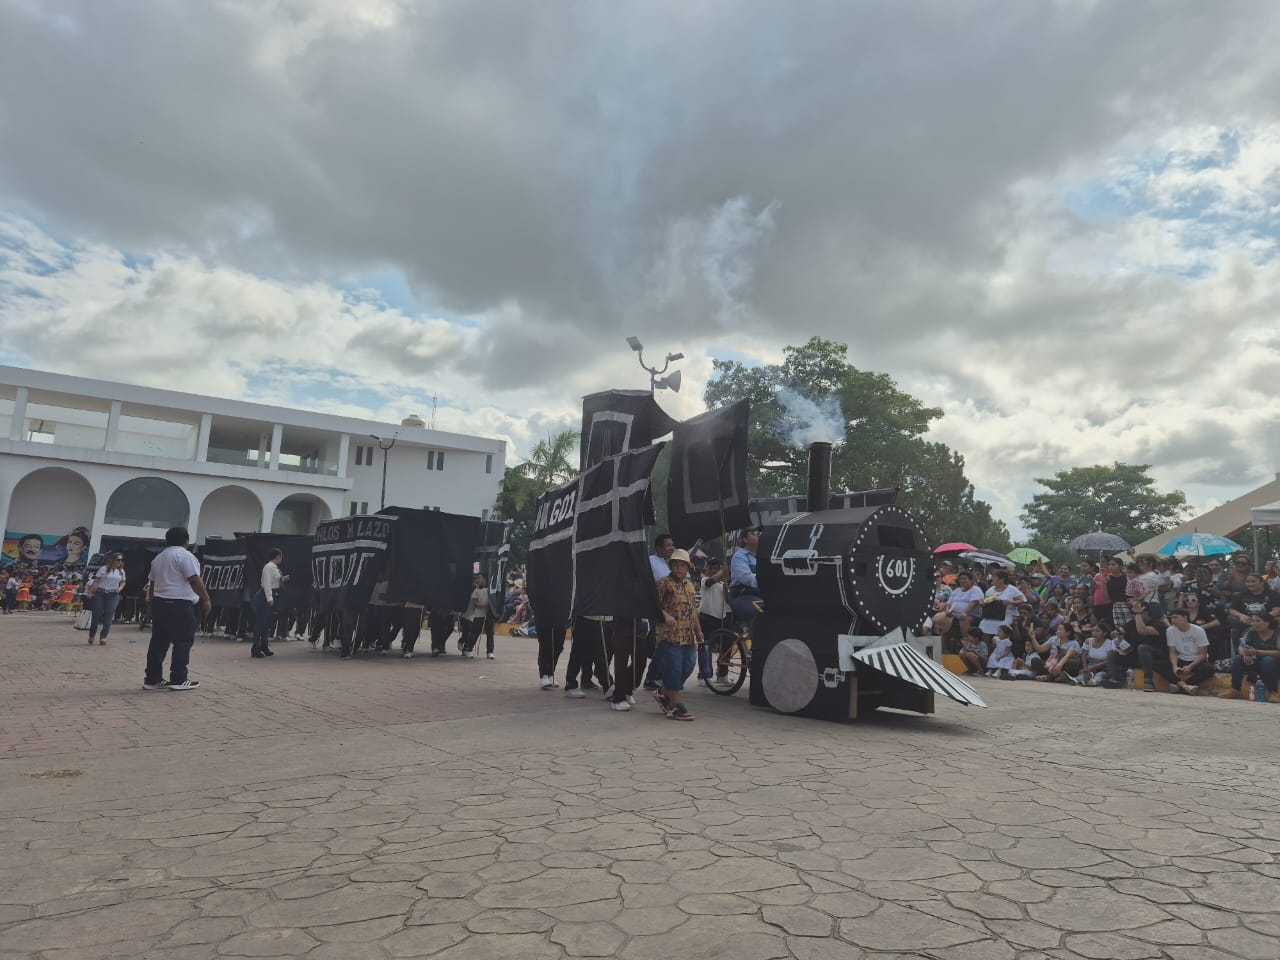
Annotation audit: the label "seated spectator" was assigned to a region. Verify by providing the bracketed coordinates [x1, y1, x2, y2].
[1181, 591, 1226, 659]
[1034, 623, 1083, 683]
[1227, 574, 1280, 647]
[1220, 611, 1280, 702]
[1065, 595, 1093, 631]
[936, 570, 983, 653]
[1079, 624, 1114, 685]
[957, 626, 989, 675]
[1100, 599, 1167, 689]
[1139, 606, 1214, 695]
[1264, 559, 1280, 584]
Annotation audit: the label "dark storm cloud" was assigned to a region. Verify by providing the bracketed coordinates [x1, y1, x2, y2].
[2, 0, 1278, 371]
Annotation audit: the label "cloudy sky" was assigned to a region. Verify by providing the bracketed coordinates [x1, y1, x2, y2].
[2, 0, 1278, 537]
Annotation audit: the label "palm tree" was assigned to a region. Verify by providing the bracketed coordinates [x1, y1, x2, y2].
[519, 430, 580, 488]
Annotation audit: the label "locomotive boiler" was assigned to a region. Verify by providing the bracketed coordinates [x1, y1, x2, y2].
[748, 442, 985, 720]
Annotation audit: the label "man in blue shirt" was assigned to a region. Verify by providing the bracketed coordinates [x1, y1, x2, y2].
[729, 526, 764, 630]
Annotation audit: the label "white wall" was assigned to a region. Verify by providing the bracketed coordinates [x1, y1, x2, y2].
[6, 467, 96, 537]
[344, 443, 502, 516]
[198, 486, 264, 539]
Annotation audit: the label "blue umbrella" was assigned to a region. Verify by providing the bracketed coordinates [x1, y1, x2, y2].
[1157, 532, 1242, 557]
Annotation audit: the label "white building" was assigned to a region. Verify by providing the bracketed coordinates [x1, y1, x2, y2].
[0, 366, 506, 560]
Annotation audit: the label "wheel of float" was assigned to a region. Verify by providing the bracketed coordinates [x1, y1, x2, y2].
[704, 627, 749, 696]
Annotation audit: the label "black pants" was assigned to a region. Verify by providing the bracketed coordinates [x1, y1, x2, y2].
[567, 618, 612, 690]
[428, 610, 454, 653]
[146, 598, 196, 685]
[610, 619, 648, 704]
[401, 606, 424, 653]
[538, 625, 566, 678]
[455, 616, 483, 655]
[1138, 646, 1215, 687]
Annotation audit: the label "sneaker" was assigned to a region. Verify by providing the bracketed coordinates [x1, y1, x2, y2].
[87, 636, 95, 645]
[565, 688, 586, 699]
[307, 641, 317, 650]
[1142, 684, 1155, 693]
[603, 684, 615, 700]
[431, 649, 443, 657]
[168, 679, 201, 691]
[486, 653, 496, 660]
[627, 694, 636, 705]
[403, 652, 414, 659]
[651, 688, 671, 715]
[1179, 682, 1198, 696]
[1167, 684, 1181, 694]
[611, 700, 632, 712]
[581, 682, 599, 692]
[642, 680, 659, 691]
[540, 676, 555, 689]
[340, 654, 352, 661]
[1098, 678, 1121, 689]
[669, 703, 694, 721]
[1219, 687, 1243, 699]
[142, 679, 169, 691]
[462, 651, 475, 659]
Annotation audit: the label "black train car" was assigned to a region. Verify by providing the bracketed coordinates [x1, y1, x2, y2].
[747, 444, 984, 720]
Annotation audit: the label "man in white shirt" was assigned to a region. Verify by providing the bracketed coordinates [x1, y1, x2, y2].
[939, 570, 983, 650]
[1138, 607, 1213, 695]
[143, 527, 212, 691]
[251, 548, 286, 659]
[3, 573, 18, 614]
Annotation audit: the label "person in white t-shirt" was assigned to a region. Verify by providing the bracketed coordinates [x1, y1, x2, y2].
[940, 570, 983, 647]
[1079, 624, 1115, 685]
[978, 569, 1024, 640]
[86, 553, 128, 645]
[1140, 607, 1214, 694]
[143, 527, 212, 692]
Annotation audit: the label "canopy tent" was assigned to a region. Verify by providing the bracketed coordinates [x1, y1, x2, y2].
[1251, 499, 1280, 527]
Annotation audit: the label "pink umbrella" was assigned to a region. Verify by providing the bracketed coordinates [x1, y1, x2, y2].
[934, 542, 977, 556]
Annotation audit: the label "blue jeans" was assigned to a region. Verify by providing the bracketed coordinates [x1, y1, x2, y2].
[90, 590, 121, 639]
[729, 593, 762, 630]
[1231, 654, 1280, 693]
[251, 590, 272, 652]
[146, 599, 196, 685]
[656, 643, 698, 691]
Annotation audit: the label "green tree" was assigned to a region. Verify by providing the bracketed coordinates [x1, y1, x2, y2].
[494, 429, 580, 562]
[1019, 462, 1191, 548]
[704, 337, 1010, 550]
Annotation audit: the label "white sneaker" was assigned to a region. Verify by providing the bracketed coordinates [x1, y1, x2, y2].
[627, 694, 635, 705]
[486, 653, 496, 660]
[540, 676, 554, 689]
[403, 652, 413, 659]
[603, 684, 615, 700]
[463, 652, 475, 659]
[168, 679, 200, 691]
[611, 700, 632, 711]
[565, 688, 586, 699]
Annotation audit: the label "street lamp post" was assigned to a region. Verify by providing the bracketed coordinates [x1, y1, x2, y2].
[371, 434, 397, 510]
[625, 336, 684, 394]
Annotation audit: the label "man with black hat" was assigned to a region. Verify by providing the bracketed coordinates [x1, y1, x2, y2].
[729, 525, 764, 631]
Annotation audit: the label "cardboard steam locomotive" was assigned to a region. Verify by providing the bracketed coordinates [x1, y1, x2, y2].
[749, 443, 986, 720]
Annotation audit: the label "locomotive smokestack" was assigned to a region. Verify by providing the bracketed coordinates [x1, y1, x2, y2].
[807, 441, 832, 511]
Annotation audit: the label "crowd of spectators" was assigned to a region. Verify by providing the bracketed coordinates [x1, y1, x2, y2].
[2, 561, 86, 613]
[932, 553, 1280, 701]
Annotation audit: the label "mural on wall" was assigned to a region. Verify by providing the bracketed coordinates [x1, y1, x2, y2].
[2, 526, 91, 567]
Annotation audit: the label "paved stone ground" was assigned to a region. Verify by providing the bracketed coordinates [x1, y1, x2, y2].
[2, 611, 1279, 960]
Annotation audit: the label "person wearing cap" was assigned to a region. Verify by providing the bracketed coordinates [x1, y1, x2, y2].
[729, 526, 764, 630]
[652, 549, 702, 720]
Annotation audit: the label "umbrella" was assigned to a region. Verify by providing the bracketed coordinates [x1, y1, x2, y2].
[934, 542, 977, 556]
[1009, 547, 1049, 565]
[959, 549, 1014, 567]
[1068, 532, 1132, 552]
[1156, 533, 1242, 557]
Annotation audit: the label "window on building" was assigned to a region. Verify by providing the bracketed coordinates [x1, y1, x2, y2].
[105, 477, 191, 528]
[427, 450, 435, 470]
[485, 453, 493, 474]
[355, 446, 364, 466]
[436, 451, 444, 471]
[350, 502, 359, 516]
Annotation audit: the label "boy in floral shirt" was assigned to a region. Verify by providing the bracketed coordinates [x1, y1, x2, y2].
[653, 549, 702, 720]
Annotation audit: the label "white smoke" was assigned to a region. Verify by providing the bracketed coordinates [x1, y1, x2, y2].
[774, 388, 846, 449]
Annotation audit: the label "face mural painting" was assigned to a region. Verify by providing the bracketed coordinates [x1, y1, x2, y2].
[2, 525, 91, 568]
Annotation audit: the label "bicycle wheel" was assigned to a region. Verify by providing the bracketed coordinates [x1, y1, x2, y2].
[704, 627, 749, 696]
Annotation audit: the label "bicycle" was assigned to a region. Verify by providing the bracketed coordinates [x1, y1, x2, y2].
[702, 614, 752, 696]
